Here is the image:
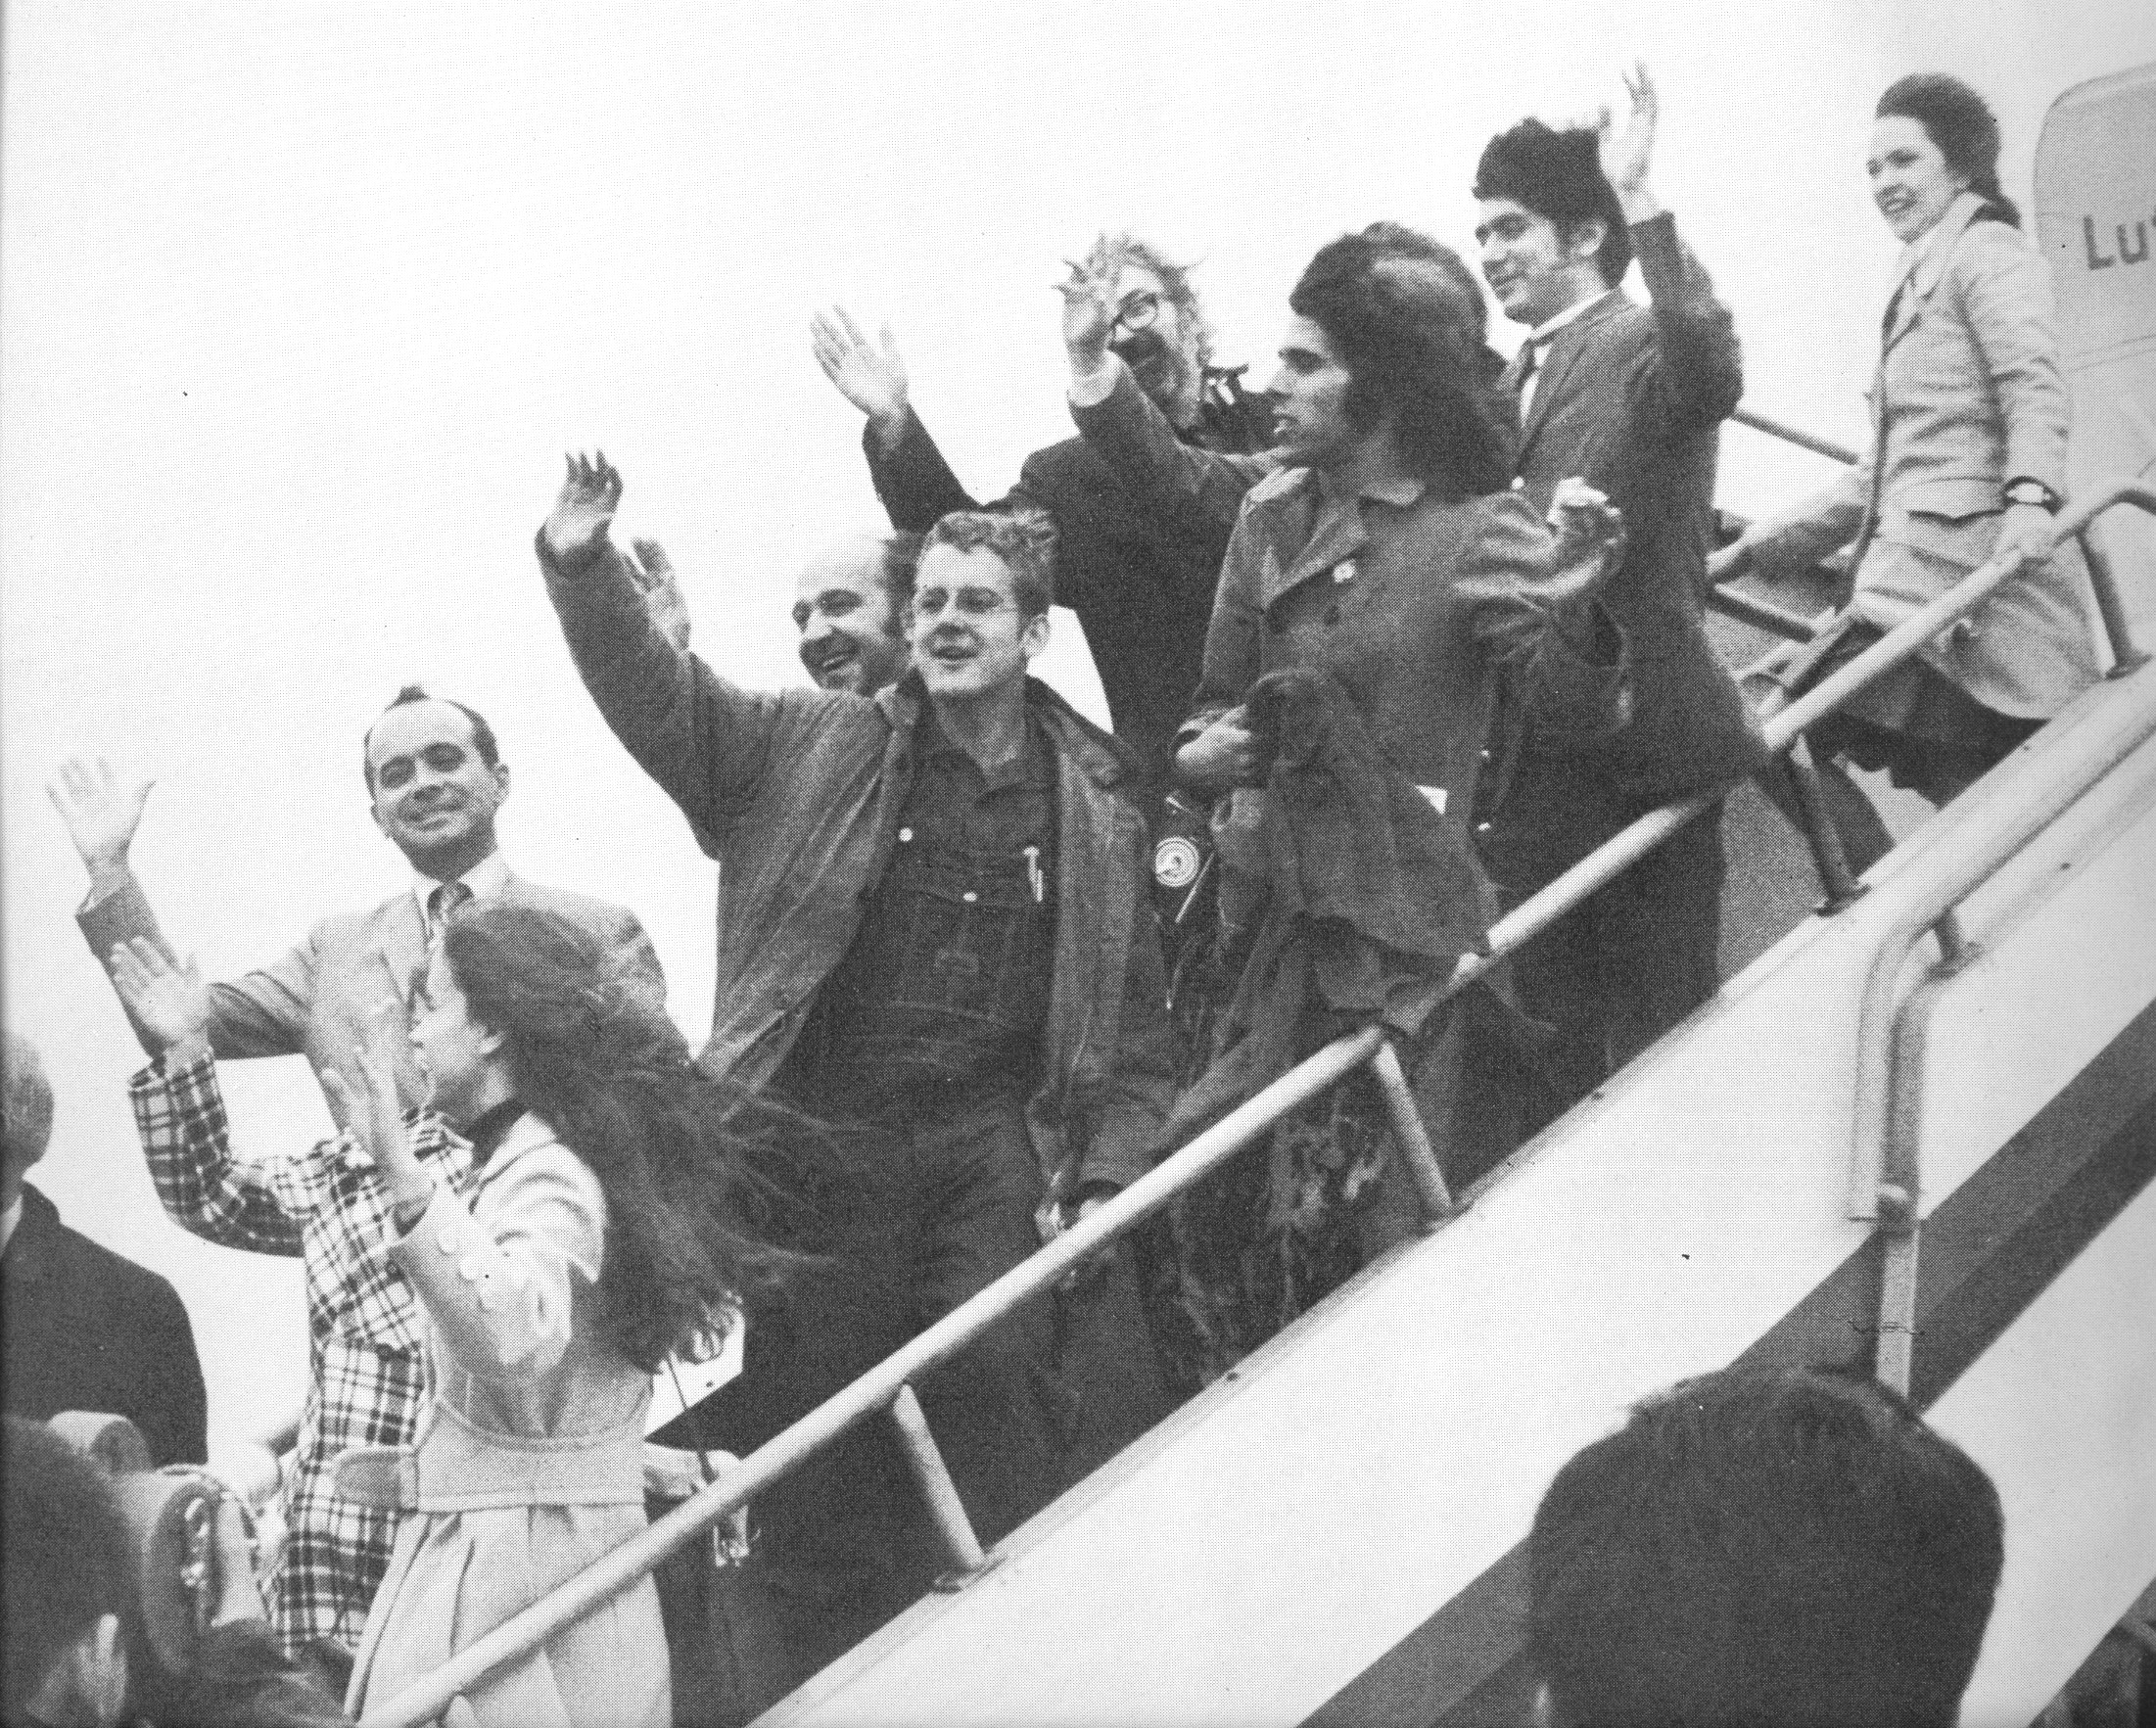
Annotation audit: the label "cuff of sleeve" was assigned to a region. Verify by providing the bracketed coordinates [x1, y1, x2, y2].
[1066, 354, 1125, 410]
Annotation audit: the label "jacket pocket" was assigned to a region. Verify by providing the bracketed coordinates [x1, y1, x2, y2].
[1898, 476, 2002, 524]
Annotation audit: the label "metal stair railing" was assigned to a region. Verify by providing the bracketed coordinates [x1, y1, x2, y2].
[356, 477, 2155, 1728]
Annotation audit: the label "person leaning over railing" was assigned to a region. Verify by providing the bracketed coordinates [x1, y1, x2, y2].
[1722, 73, 2101, 872]
[1162, 231, 1628, 1386]
[108, 903, 795, 1728]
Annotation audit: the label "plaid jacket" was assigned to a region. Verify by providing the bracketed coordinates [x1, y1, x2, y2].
[130, 1047, 471, 1652]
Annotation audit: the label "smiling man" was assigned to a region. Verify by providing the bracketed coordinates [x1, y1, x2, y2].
[48, 697, 662, 1656]
[539, 455, 1178, 1686]
[1470, 67, 1764, 1124]
[811, 232, 1274, 792]
[789, 532, 921, 694]
[52, 691, 663, 1120]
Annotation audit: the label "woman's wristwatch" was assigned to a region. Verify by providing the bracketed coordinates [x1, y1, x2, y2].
[2003, 477, 2062, 513]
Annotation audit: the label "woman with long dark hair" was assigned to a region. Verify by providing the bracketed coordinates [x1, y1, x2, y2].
[114, 902, 790, 1727]
[1728, 73, 2100, 865]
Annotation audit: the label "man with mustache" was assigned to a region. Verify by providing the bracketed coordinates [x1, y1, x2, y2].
[812, 231, 1274, 793]
[538, 456, 1177, 1686]
[46, 695, 663, 1657]
[1471, 68, 1764, 1120]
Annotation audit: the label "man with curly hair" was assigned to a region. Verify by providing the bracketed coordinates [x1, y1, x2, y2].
[538, 460, 1179, 1686]
[812, 232, 1274, 793]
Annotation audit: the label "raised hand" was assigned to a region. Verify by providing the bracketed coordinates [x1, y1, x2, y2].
[48, 756, 155, 890]
[108, 937, 213, 1054]
[322, 998, 428, 1204]
[1597, 61, 1661, 224]
[542, 451, 624, 564]
[810, 307, 911, 438]
[630, 537, 692, 653]
[1056, 256, 1118, 378]
[1542, 478, 1629, 604]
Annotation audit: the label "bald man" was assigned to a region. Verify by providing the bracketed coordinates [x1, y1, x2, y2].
[789, 532, 924, 694]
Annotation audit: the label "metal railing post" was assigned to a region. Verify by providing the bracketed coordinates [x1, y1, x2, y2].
[886, 1385, 994, 1587]
[1782, 733, 1868, 912]
[1368, 1039, 1454, 1227]
[2078, 528, 2150, 677]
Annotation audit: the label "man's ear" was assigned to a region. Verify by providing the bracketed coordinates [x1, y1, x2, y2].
[1532, 1679, 1563, 1728]
[1564, 215, 1608, 266]
[490, 760, 511, 806]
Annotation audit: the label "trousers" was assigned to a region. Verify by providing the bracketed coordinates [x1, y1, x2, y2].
[660, 1082, 1072, 1702]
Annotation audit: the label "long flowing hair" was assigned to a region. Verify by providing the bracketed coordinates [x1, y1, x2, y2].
[440, 901, 827, 1372]
[1289, 231, 1517, 495]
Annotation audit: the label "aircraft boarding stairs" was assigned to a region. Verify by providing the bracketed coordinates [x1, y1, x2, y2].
[355, 64, 2156, 1728]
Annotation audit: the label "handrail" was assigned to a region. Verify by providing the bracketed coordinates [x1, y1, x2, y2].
[359, 477, 2156, 1728]
[1731, 405, 1862, 466]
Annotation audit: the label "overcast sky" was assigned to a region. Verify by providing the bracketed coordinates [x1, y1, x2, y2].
[5, 0, 2151, 1456]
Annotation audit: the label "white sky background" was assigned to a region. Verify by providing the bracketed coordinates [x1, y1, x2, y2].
[4, 2, 2152, 1453]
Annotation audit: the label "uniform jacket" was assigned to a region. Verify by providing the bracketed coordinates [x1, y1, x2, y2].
[864, 378, 1273, 790]
[79, 869, 663, 1123]
[1, 1182, 208, 1467]
[1501, 212, 1765, 804]
[1746, 192, 2098, 716]
[539, 532, 1178, 1199]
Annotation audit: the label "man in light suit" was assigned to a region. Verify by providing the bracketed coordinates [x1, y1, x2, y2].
[49, 687, 664, 1653]
[53, 686, 663, 1121]
[1471, 68, 1765, 1120]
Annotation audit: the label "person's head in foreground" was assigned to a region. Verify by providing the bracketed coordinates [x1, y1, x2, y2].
[3, 1415, 135, 1727]
[1527, 1367, 2003, 1728]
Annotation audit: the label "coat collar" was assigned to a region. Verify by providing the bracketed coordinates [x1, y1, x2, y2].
[1516, 288, 1632, 456]
[1, 1184, 61, 1280]
[1883, 190, 1987, 352]
[468, 1110, 562, 1194]
[876, 671, 1133, 792]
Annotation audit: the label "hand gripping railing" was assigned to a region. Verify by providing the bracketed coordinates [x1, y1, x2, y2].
[358, 479, 2156, 1728]
[1846, 480, 2156, 1396]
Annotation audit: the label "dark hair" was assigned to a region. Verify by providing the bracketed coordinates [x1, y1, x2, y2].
[919, 509, 1058, 620]
[361, 683, 502, 793]
[1877, 73, 2020, 227]
[2, 1417, 134, 1720]
[439, 902, 810, 1373]
[1357, 221, 1489, 343]
[1474, 119, 1634, 286]
[875, 531, 926, 618]
[1288, 232, 1515, 494]
[1527, 1368, 2004, 1728]
[1095, 231, 1214, 371]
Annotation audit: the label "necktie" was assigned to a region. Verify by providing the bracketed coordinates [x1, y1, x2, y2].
[1517, 340, 1545, 418]
[427, 879, 472, 939]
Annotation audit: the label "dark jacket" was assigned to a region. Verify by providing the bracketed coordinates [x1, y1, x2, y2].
[1183, 467, 1628, 824]
[1499, 212, 1765, 805]
[2, 1183, 208, 1466]
[539, 533, 1178, 1198]
[864, 376, 1273, 790]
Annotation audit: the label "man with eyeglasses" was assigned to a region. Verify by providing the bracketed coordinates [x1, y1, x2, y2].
[538, 457, 1177, 1687]
[812, 232, 1274, 793]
